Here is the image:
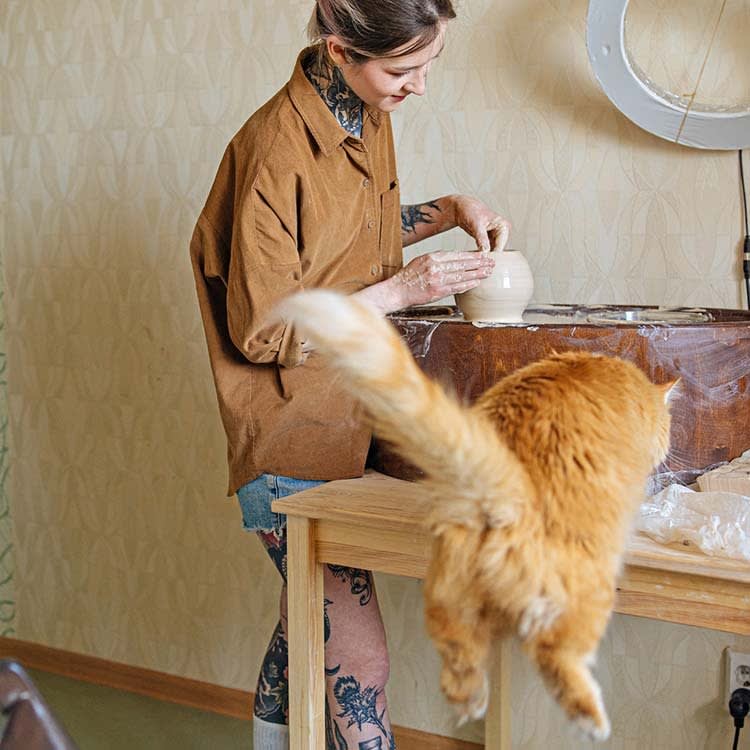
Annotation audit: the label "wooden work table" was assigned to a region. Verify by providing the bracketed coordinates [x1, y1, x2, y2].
[273, 471, 750, 750]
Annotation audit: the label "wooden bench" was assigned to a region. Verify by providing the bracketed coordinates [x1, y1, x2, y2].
[273, 471, 750, 749]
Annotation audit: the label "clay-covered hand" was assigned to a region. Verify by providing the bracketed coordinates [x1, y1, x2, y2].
[451, 195, 511, 253]
[389, 250, 495, 308]
[353, 251, 495, 314]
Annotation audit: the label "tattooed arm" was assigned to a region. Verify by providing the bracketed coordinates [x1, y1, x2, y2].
[401, 194, 511, 252]
[352, 196, 510, 314]
[400, 199, 450, 247]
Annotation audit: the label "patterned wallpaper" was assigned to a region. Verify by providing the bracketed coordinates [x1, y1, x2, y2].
[2, 0, 749, 747]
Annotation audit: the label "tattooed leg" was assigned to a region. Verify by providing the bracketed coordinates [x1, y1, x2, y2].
[323, 566, 396, 749]
[257, 526, 288, 581]
[254, 621, 289, 723]
[254, 529, 394, 747]
[255, 528, 290, 726]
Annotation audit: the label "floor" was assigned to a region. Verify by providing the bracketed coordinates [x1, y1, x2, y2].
[19, 669, 253, 749]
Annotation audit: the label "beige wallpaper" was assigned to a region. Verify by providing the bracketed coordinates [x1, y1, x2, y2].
[2, 0, 750, 747]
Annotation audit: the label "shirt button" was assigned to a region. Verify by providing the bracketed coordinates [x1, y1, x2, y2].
[362, 178, 370, 188]
[370, 264, 380, 276]
[367, 219, 375, 229]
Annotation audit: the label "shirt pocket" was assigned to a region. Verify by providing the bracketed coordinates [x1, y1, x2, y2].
[379, 179, 402, 273]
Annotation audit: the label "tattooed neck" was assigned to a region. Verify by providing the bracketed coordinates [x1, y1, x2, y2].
[304, 51, 364, 138]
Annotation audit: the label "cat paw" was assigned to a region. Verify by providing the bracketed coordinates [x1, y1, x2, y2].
[452, 673, 489, 725]
[570, 675, 610, 742]
[518, 596, 562, 639]
[573, 712, 611, 742]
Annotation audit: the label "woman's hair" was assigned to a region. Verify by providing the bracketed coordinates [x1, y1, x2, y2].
[308, 0, 456, 63]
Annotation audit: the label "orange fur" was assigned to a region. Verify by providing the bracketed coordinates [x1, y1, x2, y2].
[278, 291, 674, 742]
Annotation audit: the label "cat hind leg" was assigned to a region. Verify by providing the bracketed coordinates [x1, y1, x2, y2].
[424, 529, 494, 723]
[424, 600, 492, 723]
[529, 644, 610, 742]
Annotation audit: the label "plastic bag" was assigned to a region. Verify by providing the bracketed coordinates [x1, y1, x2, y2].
[637, 484, 750, 561]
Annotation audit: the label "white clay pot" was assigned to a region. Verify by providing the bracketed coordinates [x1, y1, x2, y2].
[455, 249, 534, 323]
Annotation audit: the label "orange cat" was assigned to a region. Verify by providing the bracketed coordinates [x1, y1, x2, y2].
[279, 291, 675, 741]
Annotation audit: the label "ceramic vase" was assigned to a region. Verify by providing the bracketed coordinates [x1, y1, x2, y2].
[455, 249, 534, 323]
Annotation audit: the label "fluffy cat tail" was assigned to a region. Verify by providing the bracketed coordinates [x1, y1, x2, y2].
[277, 291, 532, 531]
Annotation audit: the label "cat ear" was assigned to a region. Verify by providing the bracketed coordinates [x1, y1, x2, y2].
[658, 378, 681, 404]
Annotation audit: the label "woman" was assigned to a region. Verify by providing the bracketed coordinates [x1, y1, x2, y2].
[190, 1, 511, 747]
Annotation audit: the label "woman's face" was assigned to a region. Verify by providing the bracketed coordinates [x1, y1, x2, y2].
[328, 23, 447, 113]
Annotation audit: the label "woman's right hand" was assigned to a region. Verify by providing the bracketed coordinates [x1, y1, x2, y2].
[352, 250, 495, 315]
[389, 250, 495, 308]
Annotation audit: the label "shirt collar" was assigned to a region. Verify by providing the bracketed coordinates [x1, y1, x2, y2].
[287, 47, 382, 157]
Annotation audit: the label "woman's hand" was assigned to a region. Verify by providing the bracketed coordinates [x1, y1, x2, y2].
[392, 251, 496, 307]
[450, 195, 511, 253]
[354, 251, 495, 314]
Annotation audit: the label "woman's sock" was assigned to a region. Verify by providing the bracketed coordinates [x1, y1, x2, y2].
[252, 715, 289, 750]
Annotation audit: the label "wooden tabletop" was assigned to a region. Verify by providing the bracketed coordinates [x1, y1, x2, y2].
[274, 471, 750, 634]
[275, 472, 429, 530]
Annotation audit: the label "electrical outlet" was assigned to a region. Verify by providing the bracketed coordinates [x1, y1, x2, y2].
[725, 648, 750, 705]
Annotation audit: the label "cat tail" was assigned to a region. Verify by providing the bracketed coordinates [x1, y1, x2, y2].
[277, 290, 532, 531]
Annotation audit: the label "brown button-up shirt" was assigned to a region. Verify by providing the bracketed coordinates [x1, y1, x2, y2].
[190, 49, 402, 494]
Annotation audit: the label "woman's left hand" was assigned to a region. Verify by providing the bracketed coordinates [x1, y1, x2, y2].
[451, 195, 511, 253]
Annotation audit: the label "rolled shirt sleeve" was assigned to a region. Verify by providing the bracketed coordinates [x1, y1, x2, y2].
[226, 177, 306, 369]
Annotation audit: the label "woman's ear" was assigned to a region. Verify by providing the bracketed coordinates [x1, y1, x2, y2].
[325, 35, 349, 66]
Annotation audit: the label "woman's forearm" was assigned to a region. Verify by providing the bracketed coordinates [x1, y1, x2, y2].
[352, 275, 406, 315]
[401, 194, 511, 253]
[400, 195, 458, 247]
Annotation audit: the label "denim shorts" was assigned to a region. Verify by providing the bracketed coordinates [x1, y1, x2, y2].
[236, 474, 326, 533]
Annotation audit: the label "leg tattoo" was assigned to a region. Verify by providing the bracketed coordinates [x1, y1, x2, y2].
[257, 527, 287, 581]
[327, 566, 373, 605]
[254, 528, 289, 724]
[254, 621, 289, 723]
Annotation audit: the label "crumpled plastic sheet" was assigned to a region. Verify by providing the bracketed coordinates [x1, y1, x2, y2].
[637, 483, 750, 562]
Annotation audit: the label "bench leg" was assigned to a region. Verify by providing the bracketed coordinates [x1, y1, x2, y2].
[287, 516, 326, 750]
[484, 639, 512, 749]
